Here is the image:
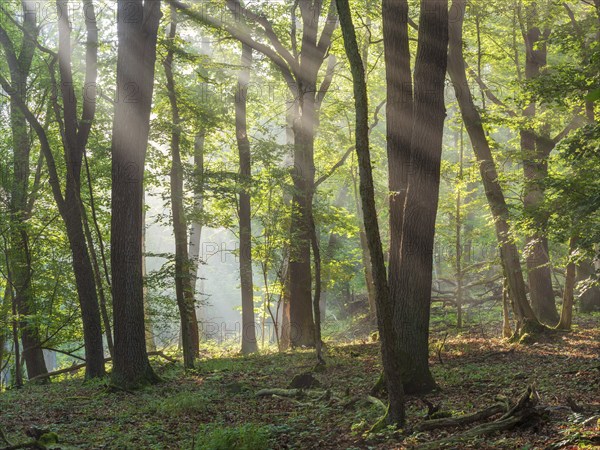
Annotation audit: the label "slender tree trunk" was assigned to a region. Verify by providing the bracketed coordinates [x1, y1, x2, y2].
[189, 133, 205, 296]
[520, 4, 559, 325]
[456, 130, 464, 329]
[62, 206, 106, 378]
[337, 0, 405, 424]
[352, 167, 376, 316]
[164, 5, 199, 368]
[236, 43, 258, 355]
[557, 237, 577, 330]
[110, 0, 162, 388]
[9, 286, 23, 388]
[393, 0, 448, 395]
[141, 193, 156, 352]
[81, 177, 114, 358]
[1, 0, 48, 380]
[502, 275, 513, 338]
[448, 0, 541, 333]
[57, 0, 106, 378]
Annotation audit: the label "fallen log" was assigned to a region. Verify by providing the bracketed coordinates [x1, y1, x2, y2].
[566, 397, 600, 414]
[415, 386, 540, 450]
[28, 351, 177, 382]
[414, 403, 506, 432]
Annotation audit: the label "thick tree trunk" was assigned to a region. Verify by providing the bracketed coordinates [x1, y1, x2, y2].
[393, 0, 448, 395]
[164, 5, 199, 368]
[289, 84, 317, 347]
[236, 43, 259, 355]
[337, 0, 405, 424]
[110, 0, 162, 388]
[448, 0, 541, 332]
[384, 0, 413, 318]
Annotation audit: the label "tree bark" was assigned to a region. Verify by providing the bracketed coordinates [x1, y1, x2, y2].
[557, 237, 577, 330]
[0, 0, 48, 380]
[56, 0, 106, 378]
[164, 5, 200, 369]
[337, 0, 405, 425]
[577, 261, 600, 312]
[393, 0, 448, 395]
[447, 0, 541, 332]
[236, 43, 259, 355]
[110, 0, 162, 388]
[384, 0, 413, 318]
[189, 133, 205, 296]
[520, 6, 559, 325]
[352, 170, 376, 316]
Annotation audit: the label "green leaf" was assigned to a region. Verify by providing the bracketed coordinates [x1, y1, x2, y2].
[585, 88, 600, 102]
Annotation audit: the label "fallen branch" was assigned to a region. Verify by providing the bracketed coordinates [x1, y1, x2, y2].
[414, 403, 506, 432]
[566, 397, 600, 414]
[415, 386, 540, 449]
[28, 351, 177, 382]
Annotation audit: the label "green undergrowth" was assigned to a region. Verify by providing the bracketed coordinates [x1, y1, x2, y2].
[0, 317, 598, 449]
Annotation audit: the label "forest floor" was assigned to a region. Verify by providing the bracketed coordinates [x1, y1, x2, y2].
[1, 315, 599, 449]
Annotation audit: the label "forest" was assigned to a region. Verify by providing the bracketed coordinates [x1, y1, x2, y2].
[0, 0, 598, 448]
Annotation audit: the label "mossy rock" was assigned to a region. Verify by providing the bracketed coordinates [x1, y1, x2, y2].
[288, 372, 321, 389]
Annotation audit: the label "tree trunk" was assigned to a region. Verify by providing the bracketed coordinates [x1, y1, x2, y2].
[447, 0, 541, 332]
[164, 5, 199, 368]
[57, 0, 106, 378]
[557, 237, 577, 330]
[456, 130, 464, 329]
[110, 0, 162, 388]
[352, 167, 376, 316]
[2, 0, 48, 380]
[384, 0, 413, 320]
[141, 192, 156, 352]
[520, 7, 558, 325]
[502, 275, 513, 338]
[577, 261, 600, 312]
[337, 0, 405, 425]
[189, 133, 205, 296]
[393, 0, 448, 395]
[289, 83, 317, 346]
[236, 43, 259, 355]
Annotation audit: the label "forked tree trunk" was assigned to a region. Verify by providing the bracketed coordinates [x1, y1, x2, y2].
[392, 0, 448, 395]
[448, 0, 541, 333]
[337, 0, 405, 425]
[110, 0, 162, 388]
[236, 43, 259, 354]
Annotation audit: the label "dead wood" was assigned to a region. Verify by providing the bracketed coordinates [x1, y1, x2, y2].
[28, 351, 176, 382]
[415, 386, 540, 449]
